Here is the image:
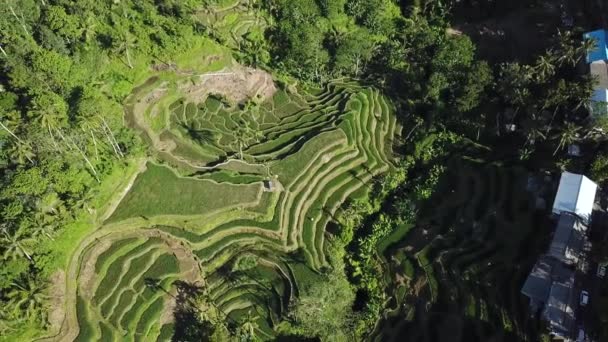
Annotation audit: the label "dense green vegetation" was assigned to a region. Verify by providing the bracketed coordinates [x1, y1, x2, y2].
[1, 0, 606, 341]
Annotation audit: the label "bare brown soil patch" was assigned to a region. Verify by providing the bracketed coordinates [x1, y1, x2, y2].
[181, 65, 276, 104]
[46, 270, 67, 336]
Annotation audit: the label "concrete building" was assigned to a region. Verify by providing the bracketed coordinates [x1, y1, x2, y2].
[522, 172, 598, 340]
[590, 88, 608, 117]
[585, 29, 608, 117]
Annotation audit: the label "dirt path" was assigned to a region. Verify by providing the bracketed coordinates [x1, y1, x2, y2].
[46, 271, 67, 337]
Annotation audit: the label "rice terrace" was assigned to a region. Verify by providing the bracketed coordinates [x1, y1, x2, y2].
[2, 0, 606, 341]
[45, 39, 399, 341]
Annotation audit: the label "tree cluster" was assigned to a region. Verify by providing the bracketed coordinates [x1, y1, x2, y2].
[0, 0, 204, 334]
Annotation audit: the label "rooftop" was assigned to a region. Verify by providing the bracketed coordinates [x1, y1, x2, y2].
[552, 172, 597, 224]
[521, 256, 555, 303]
[547, 213, 587, 265]
[543, 273, 577, 338]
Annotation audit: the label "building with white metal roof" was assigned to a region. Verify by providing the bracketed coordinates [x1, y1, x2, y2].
[551, 172, 598, 224]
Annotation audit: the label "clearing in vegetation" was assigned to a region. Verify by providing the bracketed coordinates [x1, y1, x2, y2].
[50, 46, 399, 339]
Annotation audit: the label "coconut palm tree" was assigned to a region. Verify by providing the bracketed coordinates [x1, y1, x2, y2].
[0, 118, 24, 144]
[82, 15, 98, 45]
[29, 92, 68, 150]
[36, 192, 63, 216]
[577, 37, 597, 63]
[236, 310, 259, 341]
[112, 30, 136, 69]
[6, 274, 49, 323]
[0, 307, 22, 334]
[0, 225, 34, 262]
[554, 30, 579, 67]
[534, 55, 556, 81]
[25, 215, 57, 241]
[6, 140, 34, 165]
[553, 122, 580, 155]
[518, 147, 533, 161]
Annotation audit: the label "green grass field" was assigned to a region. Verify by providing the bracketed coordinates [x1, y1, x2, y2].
[107, 163, 263, 222]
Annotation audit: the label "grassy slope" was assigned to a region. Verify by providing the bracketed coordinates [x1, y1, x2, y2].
[107, 163, 262, 222]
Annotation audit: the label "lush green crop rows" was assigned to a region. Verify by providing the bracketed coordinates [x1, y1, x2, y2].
[374, 159, 544, 341]
[75, 236, 182, 342]
[75, 78, 397, 340]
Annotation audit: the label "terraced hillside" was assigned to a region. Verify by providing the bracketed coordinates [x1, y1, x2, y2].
[52, 66, 399, 340]
[58, 229, 198, 342]
[196, 0, 269, 49]
[371, 158, 548, 342]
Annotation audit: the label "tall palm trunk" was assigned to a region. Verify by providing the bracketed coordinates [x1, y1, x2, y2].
[0, 120, 25, 144]
[56, 128, 100, 183]
[0, 121, 34, 164]
[100, 116, 123, 158]
[125, 45, 133, 69]
[89, 129, 99, 161]
[8, 5, 29, 36]
[48, 122, 59, 150]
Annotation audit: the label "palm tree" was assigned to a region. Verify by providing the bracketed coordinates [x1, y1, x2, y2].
[6, 274, 49, 323]
[30, 93, 67, 150]
[7, 140, 34, 165]
[77, 117, 101, 161]
[521, 117, 547, 147]
[55, 128, 100, 183]
[577, 37, 597, 64]
[553, 122, 580, 155]
[233, 127, 250, 160]
[555, 30, 579, 67]
[82, 15, 98, 45]
[0, 307, 22, 334]
[0, 119, 24, 144]
[534, 55, 556, 81]
[178, 122, 218, 146]
[113, 30, 136, 69]
[236, 310, 259, 341]
[98, 115, 124, 158]
[0, 225, 34, 261]
[25, 215, 57, 241]
[518, 147, 533, 161]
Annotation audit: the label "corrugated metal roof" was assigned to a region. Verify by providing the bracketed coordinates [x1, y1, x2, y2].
[521, 257, 554, 303]
[543, 268, 577, 338]
[552, 172, 597, 224]
[547, 214, 586, 264]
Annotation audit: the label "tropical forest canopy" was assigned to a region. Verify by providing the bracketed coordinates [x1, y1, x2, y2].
[1, 0, 607, 341]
